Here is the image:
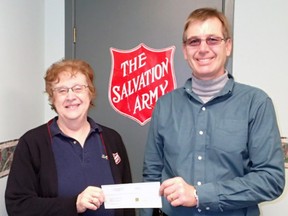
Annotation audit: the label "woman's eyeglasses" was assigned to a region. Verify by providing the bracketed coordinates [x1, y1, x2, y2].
[53, 84, 88, 96]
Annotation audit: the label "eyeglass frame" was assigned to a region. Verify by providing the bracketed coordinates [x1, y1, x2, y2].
[52, 84, 89, 96]
[184, 36, 228, 47]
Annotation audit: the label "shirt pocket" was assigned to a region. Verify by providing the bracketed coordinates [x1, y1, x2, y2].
[210, 119, 248, 153]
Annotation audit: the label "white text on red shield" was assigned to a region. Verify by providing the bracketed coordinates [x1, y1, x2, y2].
[111, 52, 169, 114]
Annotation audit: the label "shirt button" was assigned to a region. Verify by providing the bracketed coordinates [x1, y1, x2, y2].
[198, 156, 202, 160]
[198, 208, 202, 212]
[202, 107, 206, 111]
[73, 141, 77, 144]
[199, 130, 204, 135]
[197, 181, 202, 186]
[206, 207, 210, 210]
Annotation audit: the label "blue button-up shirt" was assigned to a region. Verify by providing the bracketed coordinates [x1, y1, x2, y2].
[142, 75, 285, 216]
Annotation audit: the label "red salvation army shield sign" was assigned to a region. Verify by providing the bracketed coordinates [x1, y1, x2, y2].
[108, 43, 176, 126]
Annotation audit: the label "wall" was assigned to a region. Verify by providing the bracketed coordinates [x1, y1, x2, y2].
[0, 0, 64, 215]
[44, 0, 65, 121]
[0, 0, 287, 215]
[233, 1, 288, 215]
[0, 1, 44, 215]
[0, 1, 45, 142]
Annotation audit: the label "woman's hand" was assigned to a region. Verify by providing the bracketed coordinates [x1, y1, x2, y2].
[76, 186, 105, 213]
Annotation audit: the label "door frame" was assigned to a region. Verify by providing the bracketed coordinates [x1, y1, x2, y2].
[65, 0, 235, 73]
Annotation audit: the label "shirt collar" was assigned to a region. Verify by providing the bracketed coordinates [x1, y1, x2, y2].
[49, 116, 102, 137]
[184, 73, 235, 99]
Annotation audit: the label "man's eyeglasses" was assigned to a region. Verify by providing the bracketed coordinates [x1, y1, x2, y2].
[184, 36, 226, 47]
[53, 84, 88, 95]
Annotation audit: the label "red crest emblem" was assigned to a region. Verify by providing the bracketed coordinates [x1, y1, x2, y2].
[112, 152, 121, 165]
[109, 43, 176, 125]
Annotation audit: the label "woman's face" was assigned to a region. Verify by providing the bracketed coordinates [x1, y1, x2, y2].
[51, 71, 91, 123]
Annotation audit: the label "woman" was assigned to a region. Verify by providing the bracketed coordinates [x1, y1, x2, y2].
[5, 59, 135, 216]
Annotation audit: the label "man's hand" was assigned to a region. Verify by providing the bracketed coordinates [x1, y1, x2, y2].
[160, 177, 197, 207]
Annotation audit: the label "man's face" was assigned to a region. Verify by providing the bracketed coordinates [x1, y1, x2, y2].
[182, 17, 232, 80]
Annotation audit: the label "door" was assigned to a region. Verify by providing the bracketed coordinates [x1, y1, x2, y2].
[65, 0, 234, 184]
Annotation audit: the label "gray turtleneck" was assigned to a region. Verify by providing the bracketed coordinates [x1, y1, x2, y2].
[192, 71, 229, 103]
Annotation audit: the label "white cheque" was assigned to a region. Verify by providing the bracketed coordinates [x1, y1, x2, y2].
[101, 182, 162, 209]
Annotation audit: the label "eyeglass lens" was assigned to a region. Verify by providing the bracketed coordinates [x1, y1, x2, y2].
[185, 36, 225, 47]
[54, 85, 88, 95]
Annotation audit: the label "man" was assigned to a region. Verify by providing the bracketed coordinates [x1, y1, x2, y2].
[141, 8, 285, 216]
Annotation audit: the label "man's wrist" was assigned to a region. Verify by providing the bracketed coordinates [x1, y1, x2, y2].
[193, 189, 199, 207]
